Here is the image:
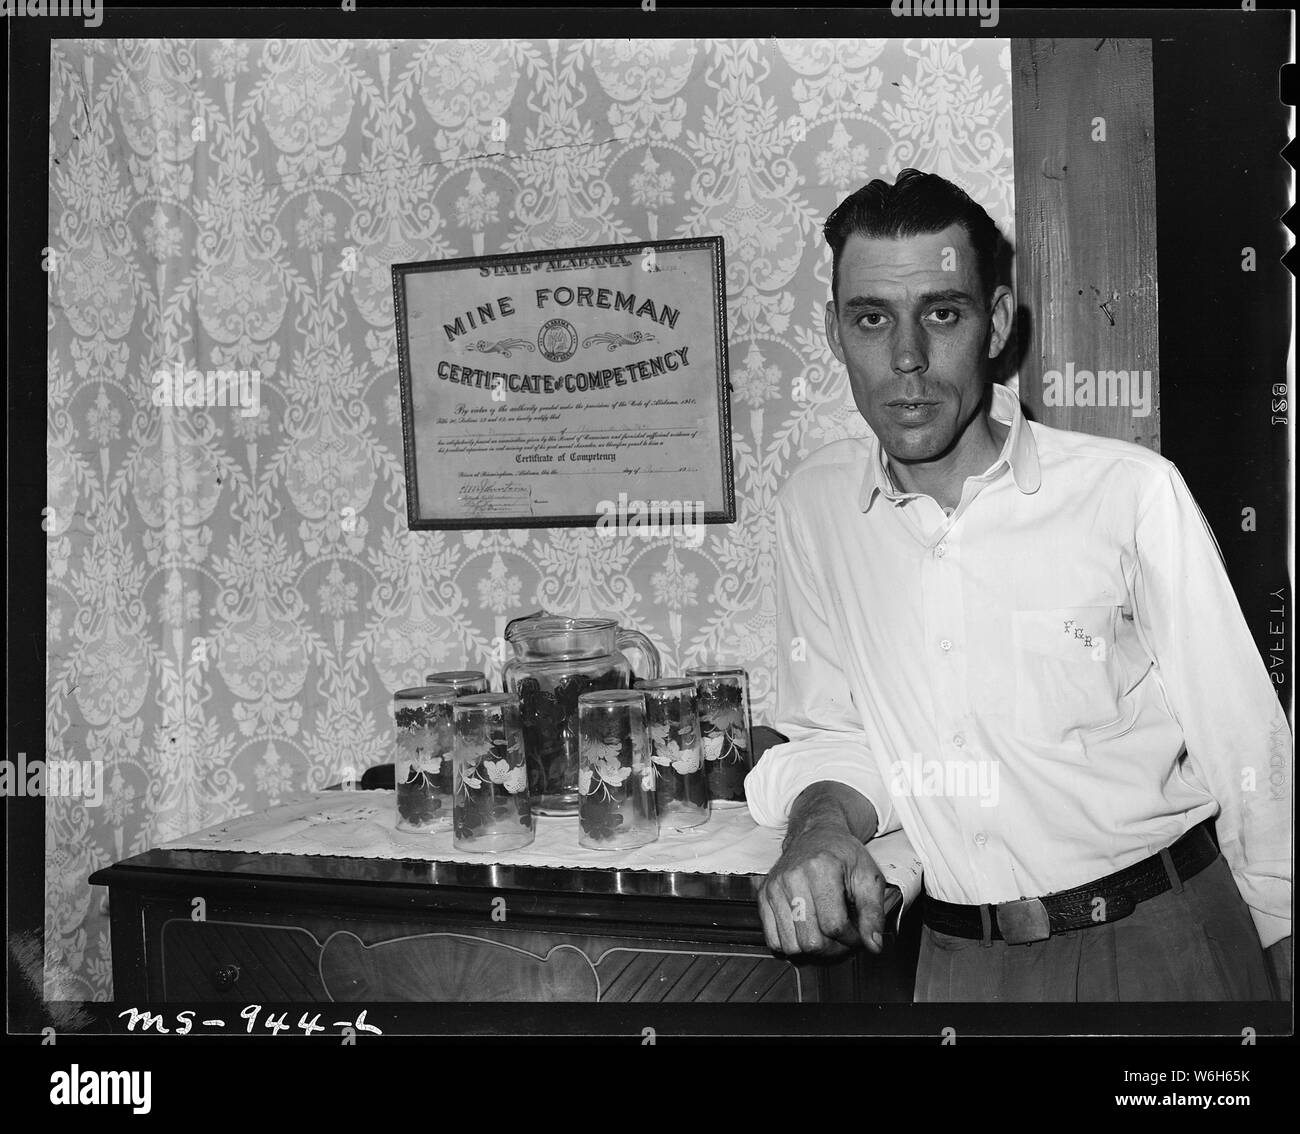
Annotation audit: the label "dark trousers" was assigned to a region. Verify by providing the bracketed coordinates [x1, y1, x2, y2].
[914, 855, 1274, 1001]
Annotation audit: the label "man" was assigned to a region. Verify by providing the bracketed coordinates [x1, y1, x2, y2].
[746, 169, 1292, 1001]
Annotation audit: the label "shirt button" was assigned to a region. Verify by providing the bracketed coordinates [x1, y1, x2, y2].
[953, 734, 965, 747]
[940, 639, 952, 652]
[935, 544, 947, 557]
[974, 832, 988, 847]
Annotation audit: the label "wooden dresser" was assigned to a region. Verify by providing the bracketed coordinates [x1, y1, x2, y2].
[89, 847, 921, 1005]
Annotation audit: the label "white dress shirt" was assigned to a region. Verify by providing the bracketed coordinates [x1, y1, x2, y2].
[746, 383, 1292, 948]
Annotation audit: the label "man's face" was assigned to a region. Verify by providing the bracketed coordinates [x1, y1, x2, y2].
[825, 224, 1012, 466]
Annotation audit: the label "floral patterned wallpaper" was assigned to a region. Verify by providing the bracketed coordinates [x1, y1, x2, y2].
[45, 37, 1014, 998]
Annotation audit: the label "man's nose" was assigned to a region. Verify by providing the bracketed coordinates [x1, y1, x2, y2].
[891, 326, 928, 374]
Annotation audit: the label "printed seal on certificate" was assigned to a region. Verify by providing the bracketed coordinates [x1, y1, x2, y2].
[538, 318, 578, 363]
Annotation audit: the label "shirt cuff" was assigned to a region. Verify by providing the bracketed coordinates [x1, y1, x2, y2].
[863, 827, 925, 935]
[1249, 908, 1291, 951]
[1218, 841, 1291, 949]
[744, 741, 897, 836]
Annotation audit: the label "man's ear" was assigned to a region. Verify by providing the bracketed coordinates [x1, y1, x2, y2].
[986, 284, 1014, 360]
[825, 299, 845, 364]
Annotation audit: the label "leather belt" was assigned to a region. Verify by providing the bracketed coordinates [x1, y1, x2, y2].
[921, 819, 1219, 945]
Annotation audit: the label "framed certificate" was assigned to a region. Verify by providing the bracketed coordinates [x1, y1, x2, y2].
[392, 237, 735, 530]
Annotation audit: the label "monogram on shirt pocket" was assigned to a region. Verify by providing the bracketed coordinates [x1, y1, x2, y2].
[1011, 605, 1131, 754]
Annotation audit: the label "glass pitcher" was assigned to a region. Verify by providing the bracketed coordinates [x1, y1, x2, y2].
[503, 614, 660, 815]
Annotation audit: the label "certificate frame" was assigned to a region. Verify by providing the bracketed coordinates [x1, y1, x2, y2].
[392, 237, 735, 531]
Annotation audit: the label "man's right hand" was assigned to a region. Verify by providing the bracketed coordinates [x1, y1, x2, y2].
[757, 782, 889, 958]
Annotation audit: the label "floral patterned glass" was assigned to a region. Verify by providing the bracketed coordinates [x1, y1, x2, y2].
[451, 693, 534, 852]
[423, 670, 490, 695]
[393, 684, 457, 833]
[685, 667, 752, 807]
[636, 678, 709, 830]
[577, 690, 658, 850]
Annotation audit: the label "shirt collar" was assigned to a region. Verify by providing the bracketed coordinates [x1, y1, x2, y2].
[859, 382, 1041, 512]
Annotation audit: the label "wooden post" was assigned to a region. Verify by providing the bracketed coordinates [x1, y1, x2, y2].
[1011, 39, 1160, 451]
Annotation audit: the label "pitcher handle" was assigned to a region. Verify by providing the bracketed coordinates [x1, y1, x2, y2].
[616, 627, 660, 681]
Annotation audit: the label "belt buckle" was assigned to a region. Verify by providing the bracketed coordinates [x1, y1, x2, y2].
[995, 898, 1051, 944]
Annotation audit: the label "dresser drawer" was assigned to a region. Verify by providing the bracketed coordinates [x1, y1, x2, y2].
[318, 925, 807, 1003]
[160, 919, 327, 1001]
[158, 915, 807, 1002]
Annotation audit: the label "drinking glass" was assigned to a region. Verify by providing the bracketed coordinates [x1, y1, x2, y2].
[577, 690, 658, 850]
[636, 678, 709, 829]
[393, 684, 457, 833]
[451, 693, 534, 852]
[685, 666, 752, 807]
[424, 670, 490, 695]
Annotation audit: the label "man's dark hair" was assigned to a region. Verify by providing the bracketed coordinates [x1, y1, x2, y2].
[824, 168, 1002, 307]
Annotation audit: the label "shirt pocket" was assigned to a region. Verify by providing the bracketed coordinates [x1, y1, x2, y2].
[1011, 605, 1133, 754]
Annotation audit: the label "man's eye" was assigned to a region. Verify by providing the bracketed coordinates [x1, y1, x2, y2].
[929, 308, 958, 324]
[858, 313, 886, 327]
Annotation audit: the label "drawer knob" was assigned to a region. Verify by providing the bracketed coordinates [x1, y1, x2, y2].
[212, 964, 241, 989]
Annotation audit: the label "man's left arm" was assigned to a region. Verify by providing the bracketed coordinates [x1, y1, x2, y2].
[1130, 462, 1292, 976]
